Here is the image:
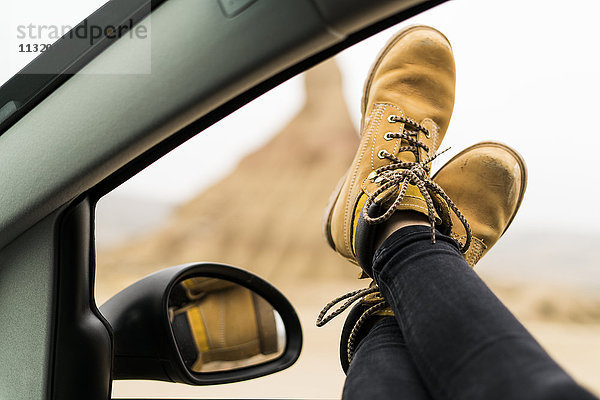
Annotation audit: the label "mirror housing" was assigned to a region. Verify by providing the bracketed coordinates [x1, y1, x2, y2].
[100, 263, 302, 385]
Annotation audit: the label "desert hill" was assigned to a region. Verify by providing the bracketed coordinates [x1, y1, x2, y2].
[96, 60, 360, 296]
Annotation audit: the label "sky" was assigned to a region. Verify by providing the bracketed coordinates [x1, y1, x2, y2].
[2, 0, 600, 233]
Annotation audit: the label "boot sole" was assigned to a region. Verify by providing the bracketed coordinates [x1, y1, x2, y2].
[432, 141, 528, 238]
[322, 170, 348, 250]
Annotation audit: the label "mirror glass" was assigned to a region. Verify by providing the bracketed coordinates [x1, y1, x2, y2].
[168, 277, 286, 373]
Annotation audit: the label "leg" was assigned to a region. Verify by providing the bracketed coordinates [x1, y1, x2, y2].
[343, 317, 433, 400]
[372, 225, 597, 400]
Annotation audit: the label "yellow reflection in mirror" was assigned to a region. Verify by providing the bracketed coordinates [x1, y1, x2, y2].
[168, 277, 285, 373]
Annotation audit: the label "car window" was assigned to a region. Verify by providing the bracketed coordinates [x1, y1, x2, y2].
[95, 0, 600, 397]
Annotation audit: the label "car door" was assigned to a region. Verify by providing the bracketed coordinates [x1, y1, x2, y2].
[0, 1, 445, 399]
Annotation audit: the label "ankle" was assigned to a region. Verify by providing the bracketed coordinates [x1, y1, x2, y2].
[373, 211, 430, 251]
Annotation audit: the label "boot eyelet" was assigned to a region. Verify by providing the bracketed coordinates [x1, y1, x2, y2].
[377, 150, 387, 159]
[384, 132, 394, 141]
[387, 115, 396, 123]
[424, 130, 431, 139]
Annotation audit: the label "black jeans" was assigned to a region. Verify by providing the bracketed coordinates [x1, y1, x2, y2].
[343, 226, 597, 400]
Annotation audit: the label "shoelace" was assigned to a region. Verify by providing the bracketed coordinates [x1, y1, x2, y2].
[317, 115, 475, 365]
[316, 285, 389, 364]
[363, 114, 472, 252]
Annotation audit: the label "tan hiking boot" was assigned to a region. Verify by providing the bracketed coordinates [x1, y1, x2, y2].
[323, 25, 462, 276]
[433, 141, 527, 266]
[171, 279, 280, 372]
[323, 142, 527, 369]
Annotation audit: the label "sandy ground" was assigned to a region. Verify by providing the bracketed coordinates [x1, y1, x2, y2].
[109, 281, 600, 399]
[526, 322, 600, 394]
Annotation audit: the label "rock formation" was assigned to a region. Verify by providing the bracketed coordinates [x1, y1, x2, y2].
[96, 60, 361, 298]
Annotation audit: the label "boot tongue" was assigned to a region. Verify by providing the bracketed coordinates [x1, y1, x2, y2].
[398, 134, 418, 163]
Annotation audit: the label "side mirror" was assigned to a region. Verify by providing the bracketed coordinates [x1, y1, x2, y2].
[100, 263, 302, 385]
